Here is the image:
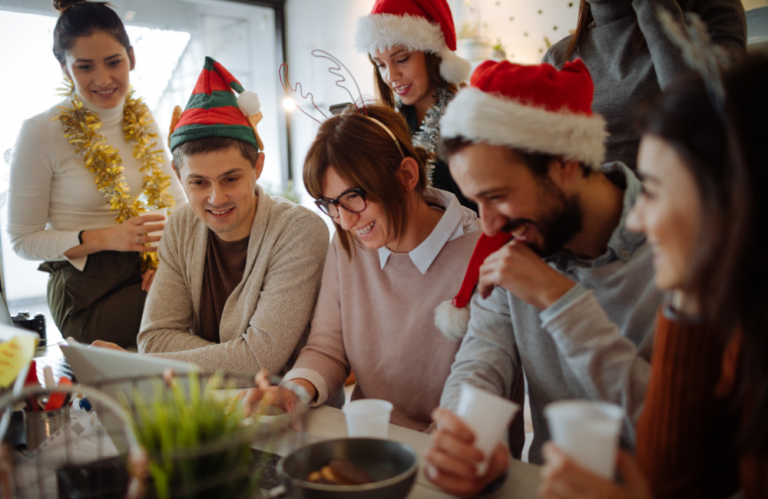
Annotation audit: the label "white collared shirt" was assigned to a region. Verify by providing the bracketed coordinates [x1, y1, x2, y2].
[378, 187, 478, 275]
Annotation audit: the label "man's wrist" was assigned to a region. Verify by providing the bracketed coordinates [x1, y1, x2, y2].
[538, 278, 576, 310]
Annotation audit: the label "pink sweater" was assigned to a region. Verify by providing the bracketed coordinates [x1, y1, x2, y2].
[286, 192, 480, 431]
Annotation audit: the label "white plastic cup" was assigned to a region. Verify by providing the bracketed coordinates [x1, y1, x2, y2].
[455, 384, 520, 475]
[544, 400, 624, 479]
[142, 208, 167, 238]
[342, 399, 393, 438]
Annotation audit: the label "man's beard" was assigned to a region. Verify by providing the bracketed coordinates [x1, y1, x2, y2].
[501, 179, 584, 258]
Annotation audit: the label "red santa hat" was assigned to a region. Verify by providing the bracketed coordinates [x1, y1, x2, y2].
[440, 59, 608, 169]
[434, 60, 608, 340]
[434, 232, 512, 340]
[355, 0, 471, 85]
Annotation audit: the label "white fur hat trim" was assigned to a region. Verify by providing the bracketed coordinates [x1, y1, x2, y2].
[434, 299, 471, 341]
[441, 87, 609, 169]
[355, 13, 470, 84]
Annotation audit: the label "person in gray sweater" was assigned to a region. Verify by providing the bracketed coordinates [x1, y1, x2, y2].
[543, 0, 746, 170]
[422, 60, 664, 497]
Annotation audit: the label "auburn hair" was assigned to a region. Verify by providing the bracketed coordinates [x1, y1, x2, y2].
[303, 104, 430, 258]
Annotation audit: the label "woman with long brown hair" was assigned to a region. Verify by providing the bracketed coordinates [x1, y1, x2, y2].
[246, 103, 480, 431]
[538, 53, 768, 499]
[543, 0, 745, 170]
[7, 0, 185, 347]
[354, 0, 476, 211]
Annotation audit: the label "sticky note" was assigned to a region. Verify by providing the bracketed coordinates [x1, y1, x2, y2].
[0, 335, 38, 388]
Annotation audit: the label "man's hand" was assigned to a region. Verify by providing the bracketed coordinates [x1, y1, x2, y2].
[91, 340, 128, 352]
[423, 408, 509, 497]
[141, 269, 156, 292]
[538, 443, 652, 499]
[478, 240, 575, 309]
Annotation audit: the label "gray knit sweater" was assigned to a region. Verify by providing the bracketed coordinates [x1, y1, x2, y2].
[543, 0, 746, 170]
[138, 186, 329, 376]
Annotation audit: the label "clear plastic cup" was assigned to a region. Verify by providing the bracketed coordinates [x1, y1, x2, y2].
[142, 208, 167, 238]
[342, 399, 393, 438]
[455, 384, 520, 475]
[544, 400, 624, 479]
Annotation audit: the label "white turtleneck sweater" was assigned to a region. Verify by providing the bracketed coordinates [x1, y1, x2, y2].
[7, 92, 186, 271]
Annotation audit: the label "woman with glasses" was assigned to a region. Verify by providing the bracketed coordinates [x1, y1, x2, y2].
[248, 103, 480, 431]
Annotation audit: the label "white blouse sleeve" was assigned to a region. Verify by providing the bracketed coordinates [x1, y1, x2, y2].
[6, 116, 85, 268]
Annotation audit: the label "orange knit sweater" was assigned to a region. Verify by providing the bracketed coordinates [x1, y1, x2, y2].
[635, 309, 768, 499]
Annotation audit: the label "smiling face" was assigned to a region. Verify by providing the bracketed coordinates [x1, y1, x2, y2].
[62, 31, 134, 109]
[372, 46, 435, 108]
[449, 143, 583, 257]
[177, 146, 264, 241]
[627, 135, 702, 291]
[322, 167, 392, 250]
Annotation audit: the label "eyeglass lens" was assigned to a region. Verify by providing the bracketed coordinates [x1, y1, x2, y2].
[322, 191, 367, 218]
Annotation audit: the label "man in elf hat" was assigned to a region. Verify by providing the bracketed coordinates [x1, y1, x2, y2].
[132, 57, 329, 375]
[424, 60, 664, 495]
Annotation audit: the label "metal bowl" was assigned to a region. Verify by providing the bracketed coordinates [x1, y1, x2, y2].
[278, 438, 418, 499]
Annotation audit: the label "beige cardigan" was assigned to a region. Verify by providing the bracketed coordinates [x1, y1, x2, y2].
[138, 186, 329, 375]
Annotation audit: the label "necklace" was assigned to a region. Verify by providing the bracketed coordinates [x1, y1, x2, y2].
[398, 86, 453, 183]
[54, 78, 174, 270]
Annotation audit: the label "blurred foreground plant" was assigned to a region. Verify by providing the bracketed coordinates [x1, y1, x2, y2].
[120, 372, 260, 499]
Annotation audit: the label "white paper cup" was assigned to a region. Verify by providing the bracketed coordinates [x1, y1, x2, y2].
[455, 384, 520, 475]
[544, 401, 623, 479]
[142, 208, 167, 238]
[342, 399, 393, 438]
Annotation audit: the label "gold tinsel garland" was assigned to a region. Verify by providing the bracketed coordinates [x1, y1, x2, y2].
[53, 79, 174, 270]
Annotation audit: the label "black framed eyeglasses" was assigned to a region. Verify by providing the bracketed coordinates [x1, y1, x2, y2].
[315, 188, 368, 219]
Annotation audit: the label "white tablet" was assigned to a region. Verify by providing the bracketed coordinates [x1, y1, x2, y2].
[60, 340, 197, 386]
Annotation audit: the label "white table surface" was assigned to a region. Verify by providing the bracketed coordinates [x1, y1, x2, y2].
[265, 405, 541, 499]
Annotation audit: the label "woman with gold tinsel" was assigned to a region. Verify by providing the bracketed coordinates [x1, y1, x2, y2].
[7, 0, 185, 348]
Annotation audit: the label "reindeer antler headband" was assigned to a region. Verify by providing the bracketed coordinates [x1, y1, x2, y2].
[279, 50, 404, 158]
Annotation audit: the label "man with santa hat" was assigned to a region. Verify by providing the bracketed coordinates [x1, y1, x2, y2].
[426, 59, 663, 495]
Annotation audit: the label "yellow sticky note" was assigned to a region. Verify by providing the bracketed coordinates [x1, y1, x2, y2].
[0, 335, 38, 388]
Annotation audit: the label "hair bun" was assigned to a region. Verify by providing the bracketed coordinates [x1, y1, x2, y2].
[53, 0, 87, 12]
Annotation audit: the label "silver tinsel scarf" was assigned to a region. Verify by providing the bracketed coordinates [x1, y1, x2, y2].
[398, 86, 453, 184]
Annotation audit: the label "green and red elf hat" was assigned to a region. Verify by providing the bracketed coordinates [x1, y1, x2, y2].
[169, 56, 263, 152]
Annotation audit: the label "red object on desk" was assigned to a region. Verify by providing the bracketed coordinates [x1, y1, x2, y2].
[24, 360, 40, 412]
[44, 376, 72, 411]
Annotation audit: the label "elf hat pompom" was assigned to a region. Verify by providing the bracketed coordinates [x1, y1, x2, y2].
[170, 56, 264, 152]
[434, 232, 512, 340]
[355, 0, 471, 85]
[441, 59, 608, 169]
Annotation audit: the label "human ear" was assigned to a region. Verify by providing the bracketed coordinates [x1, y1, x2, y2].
[253, 153, 266, 181]
[397, 157, 420, 192]
[128, 46, 136, 71]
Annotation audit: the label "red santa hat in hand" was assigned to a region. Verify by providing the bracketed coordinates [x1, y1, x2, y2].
[434, 59, 607, 340]
[355, 0, 471, 85]
[435, 232, 512, 340]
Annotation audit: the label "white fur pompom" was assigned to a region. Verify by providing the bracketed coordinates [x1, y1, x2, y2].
[237, 91, 261, 116]
[439, 51, 472, 84]
[434, 300, 470, 341]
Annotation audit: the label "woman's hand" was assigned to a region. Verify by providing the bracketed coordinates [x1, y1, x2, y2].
[141, 269, 156, 292]
[64, 214, 165, 259]
[241, 370, 316, 418]
[538, 443, 653, 499]
[423, 407, 509, 497]
[99, 214, 166, 252]
[91, 340, 128, 352]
